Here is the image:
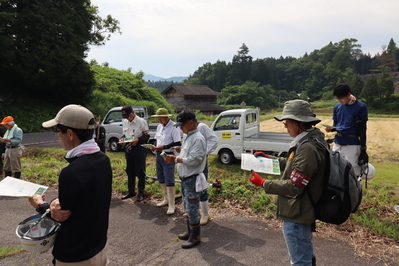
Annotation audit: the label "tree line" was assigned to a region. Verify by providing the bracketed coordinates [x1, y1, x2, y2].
[185, 39, 399, 111]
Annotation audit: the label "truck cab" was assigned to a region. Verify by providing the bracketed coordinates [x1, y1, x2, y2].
[210, 108, 292, 164]
[101, 106, 155, 152]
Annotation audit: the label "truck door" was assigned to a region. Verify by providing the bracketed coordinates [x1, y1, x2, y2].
[212, 114, 242, 155]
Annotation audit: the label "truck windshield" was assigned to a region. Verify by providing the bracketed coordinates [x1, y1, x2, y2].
[213, 115, 241, 131]
[104, 111, 122, 124]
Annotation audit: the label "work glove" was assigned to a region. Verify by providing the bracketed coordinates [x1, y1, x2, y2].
[254, 151, 269, 158]
[254, 151, 277, 159]
[358, 149, 369, 166]
[248, 170, 266, 187]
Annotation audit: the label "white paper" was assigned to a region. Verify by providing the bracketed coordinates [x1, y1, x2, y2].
[141, 144, 155, 149]
[0, 177, 48, 197]
[241, 153, 281, 175]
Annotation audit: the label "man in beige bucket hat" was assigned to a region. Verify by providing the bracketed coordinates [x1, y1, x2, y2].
[150, 108, 181, 214]
[249, 99, 326, 265]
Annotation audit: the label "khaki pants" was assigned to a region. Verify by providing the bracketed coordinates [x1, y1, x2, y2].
[4, 147, 22, 172]
[55, 245, 108, 266]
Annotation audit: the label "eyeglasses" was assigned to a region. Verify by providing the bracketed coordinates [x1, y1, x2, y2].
[53, 130, 61, 136]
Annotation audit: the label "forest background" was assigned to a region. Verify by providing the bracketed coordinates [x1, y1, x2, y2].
[1, 0, 399, 133]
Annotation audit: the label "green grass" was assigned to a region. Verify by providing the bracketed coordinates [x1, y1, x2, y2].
[0, 246, 24, 258]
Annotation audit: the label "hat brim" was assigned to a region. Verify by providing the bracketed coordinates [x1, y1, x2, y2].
[274, 115, 321, 123]
[151, 114, 172, 117]
[122, 114, 129, 119]
[42, 119, 58, 128]
[174, 122, 183, 127]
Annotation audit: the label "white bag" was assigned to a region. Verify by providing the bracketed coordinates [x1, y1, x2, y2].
[195, 173, 210, 192]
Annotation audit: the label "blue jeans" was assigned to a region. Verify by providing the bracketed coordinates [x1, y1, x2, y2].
[282, 221, 313, 266]
[156, 153, 175, 186]
[181, 175, 201, 225]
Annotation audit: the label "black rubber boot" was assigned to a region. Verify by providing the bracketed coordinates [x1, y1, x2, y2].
[178, 218, 190, 241]
[181, 223, 201, 249]
[5, 171, 12, 177]
[312, 255, 316, 266]
[14, 172, 21, 179]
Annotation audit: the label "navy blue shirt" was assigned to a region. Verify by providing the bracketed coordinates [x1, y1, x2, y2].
[333, 100, 368, 145]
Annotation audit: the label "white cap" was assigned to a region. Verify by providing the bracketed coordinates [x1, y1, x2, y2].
[42, 104, 95, 129]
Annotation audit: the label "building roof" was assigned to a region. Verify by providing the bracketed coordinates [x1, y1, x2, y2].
[175, 104, 226, 112]
[162, 84, 221, 96]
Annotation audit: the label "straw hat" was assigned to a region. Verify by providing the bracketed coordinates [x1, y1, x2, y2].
[151, 108, 172, 117]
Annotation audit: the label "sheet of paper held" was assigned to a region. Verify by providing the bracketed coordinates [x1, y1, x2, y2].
[241, 153, 281, 175]
[0, 176, 48, 197]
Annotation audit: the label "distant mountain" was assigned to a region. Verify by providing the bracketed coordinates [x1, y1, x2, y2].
[144, 74, 187, 83]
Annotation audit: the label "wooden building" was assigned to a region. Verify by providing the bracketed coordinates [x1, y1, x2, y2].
[162, 84, 226, 116]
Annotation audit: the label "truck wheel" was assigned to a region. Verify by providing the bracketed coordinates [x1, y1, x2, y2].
[219, 149, 235, 165]
[109, 138, 121, 152]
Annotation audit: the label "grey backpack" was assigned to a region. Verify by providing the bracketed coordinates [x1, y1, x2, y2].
[298, 137, 362, 225]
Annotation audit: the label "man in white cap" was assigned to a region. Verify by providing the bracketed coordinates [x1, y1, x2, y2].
[249, 100, 327, 266]
[0, 116, 23, 178]
[29, 104, 112, 265]
[150, 108, 181, 215]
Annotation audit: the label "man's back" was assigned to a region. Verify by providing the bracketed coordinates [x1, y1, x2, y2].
[54, 152, 112, 262]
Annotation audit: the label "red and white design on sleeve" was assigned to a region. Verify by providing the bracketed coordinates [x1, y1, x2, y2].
[290, 169, 311, 188]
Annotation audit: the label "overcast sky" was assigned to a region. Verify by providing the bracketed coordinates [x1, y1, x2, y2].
[86, 0, 399, 78]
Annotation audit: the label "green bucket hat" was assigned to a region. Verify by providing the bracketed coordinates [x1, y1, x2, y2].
[151, 108, 172, 117]
[274, 100, 321, 123]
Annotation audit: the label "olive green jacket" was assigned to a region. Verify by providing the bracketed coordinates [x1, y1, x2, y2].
[264, 128, 327, 224]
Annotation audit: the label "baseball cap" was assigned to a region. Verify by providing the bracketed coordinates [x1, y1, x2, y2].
[42, 104, 96, 129]
[0, 116, 14, 125]
[175, 110, 196, 127]
[274, 100, 321, 123]
[121, 105, 133, 119]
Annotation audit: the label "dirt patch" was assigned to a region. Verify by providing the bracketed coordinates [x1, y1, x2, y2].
[260, 116, 399, 163]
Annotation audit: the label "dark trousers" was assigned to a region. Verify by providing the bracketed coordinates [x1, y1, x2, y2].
[125, 145, 147, 193]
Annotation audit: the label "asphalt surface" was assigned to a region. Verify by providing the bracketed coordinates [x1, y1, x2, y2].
[22, 131, 62, 149]
[0, 189, 395, 266]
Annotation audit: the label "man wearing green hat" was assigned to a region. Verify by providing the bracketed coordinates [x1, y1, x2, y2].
[150, 108, 181, 215]
[248, 100, 327, 266]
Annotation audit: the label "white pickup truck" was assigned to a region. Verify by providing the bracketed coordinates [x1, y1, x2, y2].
[209, 108, 293, 164]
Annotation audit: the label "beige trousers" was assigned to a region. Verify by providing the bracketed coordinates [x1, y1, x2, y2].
[55, 245, 109, 266]
[4, 147, 22, 172]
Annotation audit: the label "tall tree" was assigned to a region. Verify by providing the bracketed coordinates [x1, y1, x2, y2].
[0, 0, 120, 105]
[228, 43, 253, 85]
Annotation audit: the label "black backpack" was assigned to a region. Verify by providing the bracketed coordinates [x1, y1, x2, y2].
[298, 137, 362, 225]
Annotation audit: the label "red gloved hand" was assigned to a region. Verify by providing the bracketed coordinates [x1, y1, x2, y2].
[248, 170, 266, 187]
[254, 151, 269, 158]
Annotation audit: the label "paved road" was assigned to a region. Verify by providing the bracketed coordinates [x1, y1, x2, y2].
[22, 131, 62, 148]
[0, 190, 395, 266]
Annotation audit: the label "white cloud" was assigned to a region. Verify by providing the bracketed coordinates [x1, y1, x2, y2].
[87, 0, 399, 77]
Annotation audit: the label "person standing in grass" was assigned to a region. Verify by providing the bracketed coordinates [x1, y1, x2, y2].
[249, 100, 327, 266]
[120, 105, 150, 202]
[325, 83, 368, 177]
[150, 108, 181, 215]
[0, 116, 23, 178]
